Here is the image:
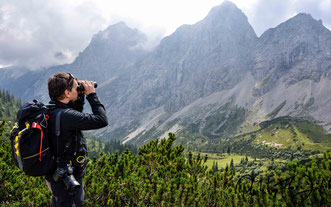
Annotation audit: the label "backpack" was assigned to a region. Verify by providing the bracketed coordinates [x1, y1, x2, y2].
[9, 99, 62, 176]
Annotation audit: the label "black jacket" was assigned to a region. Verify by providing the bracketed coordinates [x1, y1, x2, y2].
[46, 92, 108, 179]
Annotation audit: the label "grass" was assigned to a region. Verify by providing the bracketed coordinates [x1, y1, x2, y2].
[86, 138, 104, 152]
[251, 120, 330, 151]
[236, 124, 260, 136]
[197, 152, 254, 169]
[296, 122, 331, 145]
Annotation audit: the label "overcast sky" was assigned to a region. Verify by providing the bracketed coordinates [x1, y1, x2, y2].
[0, 0, 330, 69]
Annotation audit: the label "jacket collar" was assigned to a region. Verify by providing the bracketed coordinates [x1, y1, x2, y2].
[49, 100, 74, 109]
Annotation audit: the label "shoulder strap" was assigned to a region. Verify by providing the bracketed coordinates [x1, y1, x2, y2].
[55, 110, 63, 163]
[54, 109, 73, 164]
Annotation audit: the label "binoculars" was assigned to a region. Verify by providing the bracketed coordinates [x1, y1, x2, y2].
[77, 82, 98, 91]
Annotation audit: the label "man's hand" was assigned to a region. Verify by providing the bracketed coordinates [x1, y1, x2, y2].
[81, 80, 95, 96]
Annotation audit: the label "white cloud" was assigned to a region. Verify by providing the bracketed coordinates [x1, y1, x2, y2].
[0, 0, 107, 69]
[0, 0, 330, 69]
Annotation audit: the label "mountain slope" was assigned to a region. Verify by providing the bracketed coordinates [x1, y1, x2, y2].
[98, 4, 331, 144]
[97, 1, 259, 142]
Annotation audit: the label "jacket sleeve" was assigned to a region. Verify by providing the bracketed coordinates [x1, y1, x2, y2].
[73, 94, 85, 112]
[61, 93, 108, 131]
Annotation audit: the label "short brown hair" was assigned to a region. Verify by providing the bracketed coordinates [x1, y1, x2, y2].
[48, 72, 76, 101]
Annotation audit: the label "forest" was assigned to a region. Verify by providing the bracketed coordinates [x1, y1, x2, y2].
[0, 89, 330, 206]
[0, 89, 22, 121]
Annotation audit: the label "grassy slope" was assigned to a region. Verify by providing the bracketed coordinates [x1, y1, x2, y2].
[190, 152, 254, 169]
[245, 119, 331, 151]
[204, 153, 253, 168]
[179, 117, 330, 170]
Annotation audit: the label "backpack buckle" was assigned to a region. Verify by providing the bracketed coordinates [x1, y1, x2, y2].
[40, 114, 48, 128]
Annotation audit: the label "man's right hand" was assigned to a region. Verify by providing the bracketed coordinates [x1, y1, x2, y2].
[81, 80, 95, 96]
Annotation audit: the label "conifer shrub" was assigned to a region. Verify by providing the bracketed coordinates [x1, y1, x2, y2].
[0, 125, 330, 206]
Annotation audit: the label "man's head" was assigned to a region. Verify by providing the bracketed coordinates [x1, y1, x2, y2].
[48, 72, 79, 103]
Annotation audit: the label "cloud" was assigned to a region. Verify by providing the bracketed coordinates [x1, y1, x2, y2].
[248, 0, 331, 36]
[295, 0, 331, 29]
[0, 0, 107, 69]
[0, 0, 167, 69]
[0, 0, 330, 69]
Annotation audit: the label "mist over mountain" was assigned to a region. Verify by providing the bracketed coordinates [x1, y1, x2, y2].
[0, 22, 149, 102]
[1, 1, 330, 145]
[71, 21, 148, 83]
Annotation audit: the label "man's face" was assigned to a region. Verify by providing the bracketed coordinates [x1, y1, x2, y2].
[69, 79, 79, 102]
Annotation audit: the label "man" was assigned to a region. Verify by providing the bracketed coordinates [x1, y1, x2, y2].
[46, 72, 108, 206]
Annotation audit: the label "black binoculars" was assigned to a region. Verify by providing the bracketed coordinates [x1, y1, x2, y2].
[77, 82, 98, 91]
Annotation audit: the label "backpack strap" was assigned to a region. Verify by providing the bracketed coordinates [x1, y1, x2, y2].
[54, 109, 73, 164]
[31, 121, 45, 162]
[55, 110, 63, 163]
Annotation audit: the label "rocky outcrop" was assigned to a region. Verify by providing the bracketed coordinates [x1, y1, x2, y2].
[252, 13, 331, 96]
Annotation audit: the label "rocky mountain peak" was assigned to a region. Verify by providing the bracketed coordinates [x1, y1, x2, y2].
[156, 1, 256, 65]
[69, 22, 148, 83]
[203, 0, 255, 34]
[105, 21, 128, 30]
[257, 12, 331, 63]
[287, 13, 321, 27]
[206, 1, 243, 19]
[75, 21, 148, 61]
[89, 21, 146, 47]
[252, 12, 331, 97]
[260, 13, 329, 43]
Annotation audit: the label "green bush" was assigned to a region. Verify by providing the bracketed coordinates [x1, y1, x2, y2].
[1, 123, 330, 206]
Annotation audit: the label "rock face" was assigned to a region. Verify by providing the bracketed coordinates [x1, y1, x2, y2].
[70, 22, 148, 83]
[93, 1, 259, 142]
[1, 1, 331, 144]
[252, 13, 331, 97]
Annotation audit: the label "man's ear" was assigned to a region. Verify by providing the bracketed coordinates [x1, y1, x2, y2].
[64, 89, 71, 98]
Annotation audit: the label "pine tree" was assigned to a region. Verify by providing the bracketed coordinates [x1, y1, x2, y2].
[5, 90, 10, 102]
[5, 107, 10, 117]
[1, 89, 4, 99]
[16, 98, 22, 107]
[230, 158, 234, 171]
[212, 161, 216, 172]
[10, 94, 15, 104]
